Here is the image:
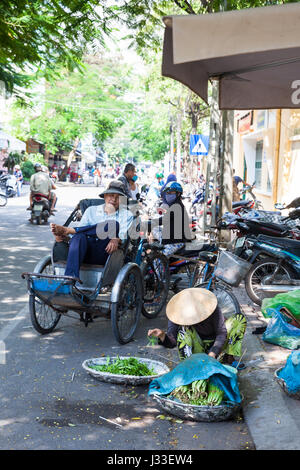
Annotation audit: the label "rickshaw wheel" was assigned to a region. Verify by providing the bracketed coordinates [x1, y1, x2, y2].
[141, 251, 170, 319]
[111, 264, 143, 344]
[29, 255, 61, 334]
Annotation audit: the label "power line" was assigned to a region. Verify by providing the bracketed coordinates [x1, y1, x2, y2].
[38, 98, 137, 113]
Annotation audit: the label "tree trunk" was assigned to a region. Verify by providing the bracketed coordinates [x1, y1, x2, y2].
[176, 111, 182, 181]
[59, 137, 80, 181]
[204, 80, 221, 233]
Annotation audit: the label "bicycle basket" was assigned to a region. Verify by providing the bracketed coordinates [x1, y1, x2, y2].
[214, 251, 252, 287]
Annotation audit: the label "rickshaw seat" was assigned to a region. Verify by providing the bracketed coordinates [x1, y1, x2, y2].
[79, 198, 105, 215]
[53, 249, 125, 290]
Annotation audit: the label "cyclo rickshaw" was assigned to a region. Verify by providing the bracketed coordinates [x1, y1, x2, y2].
[22, 198, 170, 344]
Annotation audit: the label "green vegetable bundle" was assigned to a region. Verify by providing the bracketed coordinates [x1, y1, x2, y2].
[170, 380, 224, 406]
[89, 356, 155, 376]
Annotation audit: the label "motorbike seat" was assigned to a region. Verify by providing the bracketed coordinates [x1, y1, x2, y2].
[243, 219, 289, 236]
[257, 234, 300, 257]
[198, 251, 218, 264]
[232, 199, 251, 208]
[33, 193, 49, 199]
[176, 243, 217, 258]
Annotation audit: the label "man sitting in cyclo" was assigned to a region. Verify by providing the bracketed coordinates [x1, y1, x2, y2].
[148, 288, 247, 368]
[50, 180, 133, 280]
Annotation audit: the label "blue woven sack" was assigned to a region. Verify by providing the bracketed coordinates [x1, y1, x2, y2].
[148, 353, 241, 404]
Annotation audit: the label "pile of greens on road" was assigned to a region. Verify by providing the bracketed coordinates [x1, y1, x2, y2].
[89, 356, 155, 376]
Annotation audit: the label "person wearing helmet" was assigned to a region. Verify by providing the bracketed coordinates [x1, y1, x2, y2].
[156, 172, 165, 187]
[145, 180, 193, 256]
[160, 173, 177, 203]
[28, 163, 57, 214]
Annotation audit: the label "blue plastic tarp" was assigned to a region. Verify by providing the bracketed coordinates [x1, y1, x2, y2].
[278, 351, 300, 394]
[262, 308, 300, 350]
[148, 353, 242, 404]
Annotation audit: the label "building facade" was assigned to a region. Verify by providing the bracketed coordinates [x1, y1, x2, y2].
[234, 109, 300, 209]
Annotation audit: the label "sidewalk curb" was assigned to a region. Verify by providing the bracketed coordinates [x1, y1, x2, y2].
[236, 291, 300, 450]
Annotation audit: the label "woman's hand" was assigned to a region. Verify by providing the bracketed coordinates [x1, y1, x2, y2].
[208, 351, 217, 359]
[148, 328, 165, 342]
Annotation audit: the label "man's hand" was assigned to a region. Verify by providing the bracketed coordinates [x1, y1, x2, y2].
[105, 238, 120, 254]
[148, 328, 165, 342]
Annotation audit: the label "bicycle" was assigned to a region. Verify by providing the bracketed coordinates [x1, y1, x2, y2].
[192, 249, 246, 318]
[240, 182, 264, 211]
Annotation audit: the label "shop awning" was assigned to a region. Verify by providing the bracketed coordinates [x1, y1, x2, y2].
[162, 3, 300, 109]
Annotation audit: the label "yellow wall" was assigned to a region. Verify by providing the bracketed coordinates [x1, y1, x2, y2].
[234, 109, 300, 210]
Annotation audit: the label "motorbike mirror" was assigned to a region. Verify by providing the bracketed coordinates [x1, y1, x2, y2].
[275, 202, 285, 210]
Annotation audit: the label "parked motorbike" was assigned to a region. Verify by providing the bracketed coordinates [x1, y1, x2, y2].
[189, 186, 206, 215]
[218, 208, 300, 257]
[241, 233, 300, 305]
[0, 173, 17, 197]
[29, 193, 54, 225]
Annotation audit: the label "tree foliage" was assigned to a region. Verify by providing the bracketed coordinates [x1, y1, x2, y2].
[115, 0, 297, 55]
[23, 58, 134, 156]
[0, 0, 118, 99]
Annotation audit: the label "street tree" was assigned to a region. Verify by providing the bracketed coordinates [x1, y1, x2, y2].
[0, 0, 118, 99]
[10, 57, 135, 178]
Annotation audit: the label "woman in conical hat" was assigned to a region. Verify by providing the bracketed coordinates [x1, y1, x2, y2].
[148, 288, 247, 364]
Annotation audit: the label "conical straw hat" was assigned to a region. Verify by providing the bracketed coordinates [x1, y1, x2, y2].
[166, 288, 218, 326]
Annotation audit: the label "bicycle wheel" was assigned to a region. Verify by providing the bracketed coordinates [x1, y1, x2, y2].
[111, 264, 143, 344]
[0, 193, 7, 207]
[141, 251, 170, 319]
[29, 255, 61, 334]
[196, 282, 241, 318]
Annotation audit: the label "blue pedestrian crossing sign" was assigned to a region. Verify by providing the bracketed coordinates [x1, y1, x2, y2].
[189, 134, 209, 156]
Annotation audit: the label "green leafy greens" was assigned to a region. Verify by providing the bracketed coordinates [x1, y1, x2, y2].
[89, 356, 155, 376]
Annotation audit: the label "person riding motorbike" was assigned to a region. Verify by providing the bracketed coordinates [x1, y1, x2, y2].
[160, 173, 177, 204]
[28, 163, 57, 214]
[146, 181, 193, 256]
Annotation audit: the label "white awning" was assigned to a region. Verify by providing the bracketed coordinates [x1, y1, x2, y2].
[162, 3, 300, 109]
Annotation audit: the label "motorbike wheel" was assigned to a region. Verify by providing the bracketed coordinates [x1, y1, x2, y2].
[29, 256, 61, 334]
[245, 257, 295, 306]
[0, 193, 7, 207]
[141, 251, 170, 319]
[36, 214, 42, 225]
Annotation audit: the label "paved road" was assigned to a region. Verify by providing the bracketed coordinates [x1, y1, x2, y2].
[0, 184, 254, 452]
